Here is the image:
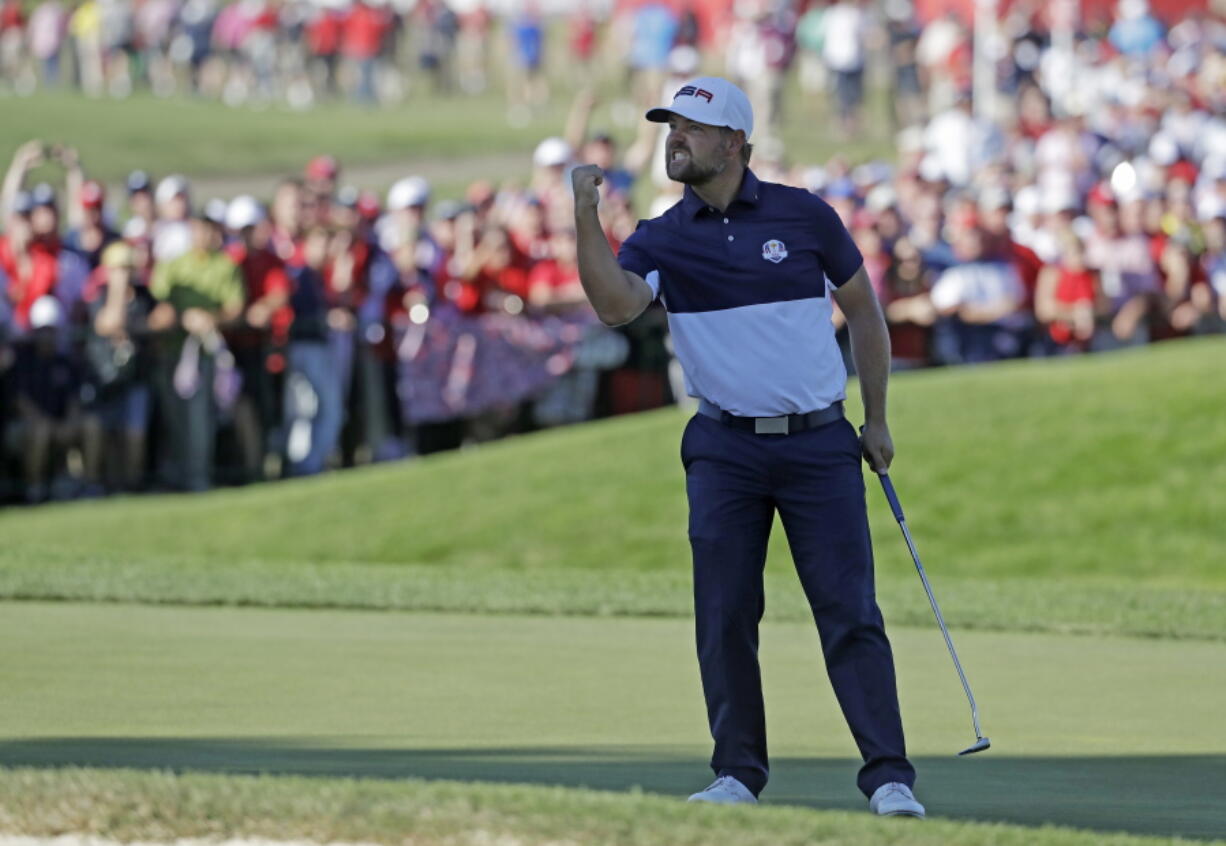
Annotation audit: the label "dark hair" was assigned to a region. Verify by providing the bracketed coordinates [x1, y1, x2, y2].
[721, 128, 752, 167]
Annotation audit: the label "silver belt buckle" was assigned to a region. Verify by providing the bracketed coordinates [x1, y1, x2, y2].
[754, 416, 788, 435]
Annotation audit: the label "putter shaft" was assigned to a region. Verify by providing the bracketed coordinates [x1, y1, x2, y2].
[878, 473, 989, 753]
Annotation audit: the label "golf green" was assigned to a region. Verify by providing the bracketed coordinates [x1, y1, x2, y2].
[1, 602, 1222, 840]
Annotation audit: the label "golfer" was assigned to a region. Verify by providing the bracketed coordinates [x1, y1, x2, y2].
[572, 76, 923, 818]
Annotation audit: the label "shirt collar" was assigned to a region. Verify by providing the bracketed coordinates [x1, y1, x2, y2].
[681, 168, 762, 218]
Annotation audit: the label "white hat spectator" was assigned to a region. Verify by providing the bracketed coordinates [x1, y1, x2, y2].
[155, 174, 191, 206]
[387, 176, 431, 211]
[1043, 186, 1080, 215]
[1201, 157, 1226, 182]
[979, 186, 1012, 212]
[1013, 185, 1041, 218]
[918, 154, 945, 184]
[802, 166, 828, 194]
[202, 198, 229, 225]
[226, 194, 266, 230]
[865, 184, 897, 213]
[29, 296, 63, 330]
[122, 216, 150, 241]
[646, 76, 755, 139]
[1197, 194, 1226, 222]
[532, 137, 573, 169]
[668, 44, 700, 76]
[1148, 133, 1180, 167]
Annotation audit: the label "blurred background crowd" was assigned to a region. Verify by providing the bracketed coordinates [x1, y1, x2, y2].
[2, 0, 1225, 505]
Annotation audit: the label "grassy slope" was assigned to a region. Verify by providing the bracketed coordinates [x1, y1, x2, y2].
[1, 603, 1224, 839]
[1, 339, 1224, 638]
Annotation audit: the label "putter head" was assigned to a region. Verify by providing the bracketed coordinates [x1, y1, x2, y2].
[958, 737, 991, 756]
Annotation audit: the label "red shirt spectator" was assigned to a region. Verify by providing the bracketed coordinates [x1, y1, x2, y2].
[0, 0, 23, 31]
[226, 241, 292, 342]
[342, 2, 389, 61]
[1, 232, 61, 331]
[306, 8, 344, 57]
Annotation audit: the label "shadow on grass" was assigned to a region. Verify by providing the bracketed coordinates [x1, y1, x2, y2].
[1, 738, 1222, 841]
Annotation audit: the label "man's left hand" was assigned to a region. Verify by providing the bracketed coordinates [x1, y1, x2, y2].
[860, 420, 894, 474]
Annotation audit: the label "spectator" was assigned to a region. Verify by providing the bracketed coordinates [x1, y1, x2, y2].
[147, 211, 244, 491]
[506, 6, 547, 125]
[1035, 231, 1099, 353]
[63, 179, 119, 270]
[82, 241, 156, 491]
[223, 194, 290, 483]
[9, 296, 101, 502]
[282, 225, 342, 476]
[126, 170, 155, 226]
[153, 174, 193, 262]
[27, 0, 67, 87]
[930, 223, 1029, 363]
[1084, 195, 1161, 349]
[822, 0, 871, 137]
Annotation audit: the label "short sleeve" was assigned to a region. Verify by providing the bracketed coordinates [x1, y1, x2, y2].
[812, 196, 863, 287]
[221, 260, 246, 311]
[616, 223, 660, 297]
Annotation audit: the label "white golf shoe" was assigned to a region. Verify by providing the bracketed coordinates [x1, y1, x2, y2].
[687, 775, 758, 805]
[869, 782, 925, 818]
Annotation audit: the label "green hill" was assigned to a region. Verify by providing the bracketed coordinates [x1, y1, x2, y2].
[3, 338, 1224, 639]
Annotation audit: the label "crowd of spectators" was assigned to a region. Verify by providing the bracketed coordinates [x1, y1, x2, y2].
[3, 0, 1226, 506]
[0, 0, 608, 118]
[0, 126, 668, 504]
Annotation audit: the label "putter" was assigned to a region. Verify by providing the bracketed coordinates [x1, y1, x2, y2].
[877, 471, 991, 756]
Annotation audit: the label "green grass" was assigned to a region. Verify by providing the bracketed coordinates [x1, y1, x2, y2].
[1, 338, 1224, 639]
[0, 75, 896, 190]
[1, 602, 1224, 840]
[1, 768, 1220, 846]
[1, 88, 566, 184]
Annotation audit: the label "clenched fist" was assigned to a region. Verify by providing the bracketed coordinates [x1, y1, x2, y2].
[571, 164, 605, 211]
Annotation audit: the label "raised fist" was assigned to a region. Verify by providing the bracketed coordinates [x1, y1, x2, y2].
[571, 164, 604, 210]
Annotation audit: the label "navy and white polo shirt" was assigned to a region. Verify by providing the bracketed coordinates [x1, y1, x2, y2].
[616, 169, 864, 417]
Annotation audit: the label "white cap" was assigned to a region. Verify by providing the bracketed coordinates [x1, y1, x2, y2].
[978, 185, 1012, 212]
[533, 137, 573, 168]
[155, 174, 191, 206]
[865, 184, 897, 213]
[226, 194, 266, 230]
[1149, 132, 1180, 166]
[122, 216, 150, 240]
[202, 197, 229, 225]
[1043, 187, 1080, 214]
[1013, 184, 1041, 217]
[646, 76, 754, 139]
[29, 295, 62, 330]
[387, 176, 430, 211]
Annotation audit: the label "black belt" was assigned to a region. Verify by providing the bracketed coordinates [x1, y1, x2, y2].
[697, 399, 844, 435]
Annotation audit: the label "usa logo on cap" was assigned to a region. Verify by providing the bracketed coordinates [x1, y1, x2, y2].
[761, 239, 788, 263]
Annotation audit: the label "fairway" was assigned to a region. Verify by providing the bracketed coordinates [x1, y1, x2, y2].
[2, 601, 1224, 841]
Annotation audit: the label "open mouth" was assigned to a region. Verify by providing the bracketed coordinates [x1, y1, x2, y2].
[670, 150, 690, 163]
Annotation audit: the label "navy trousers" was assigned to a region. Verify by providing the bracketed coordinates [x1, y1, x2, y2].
[681, 411, 916, 799]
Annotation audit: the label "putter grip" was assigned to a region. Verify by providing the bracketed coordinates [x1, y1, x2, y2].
[878, 473, 906, 523]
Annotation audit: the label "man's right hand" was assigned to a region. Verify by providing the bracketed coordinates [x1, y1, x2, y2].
[571, 164, 604, 211]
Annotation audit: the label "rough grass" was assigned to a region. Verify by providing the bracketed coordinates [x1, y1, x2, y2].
[0, 768, 1220, 846]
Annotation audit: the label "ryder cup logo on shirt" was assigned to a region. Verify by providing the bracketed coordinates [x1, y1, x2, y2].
[761, 239, 788, 263]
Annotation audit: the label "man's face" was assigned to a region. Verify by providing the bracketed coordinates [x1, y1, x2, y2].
[31, 205, 58, 239]
[665, 115, 736, 186]
[130, 190, 154, 221]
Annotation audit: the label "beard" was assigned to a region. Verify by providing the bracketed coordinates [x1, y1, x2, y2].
[666, 152, 726, 185]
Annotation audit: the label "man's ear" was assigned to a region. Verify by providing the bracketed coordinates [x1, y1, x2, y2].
[728, 129, 747, 157]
